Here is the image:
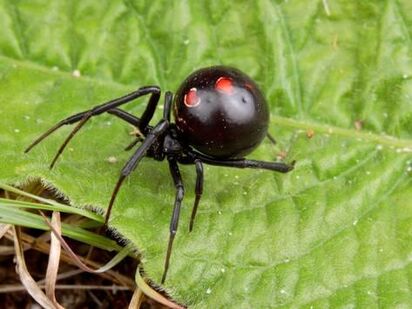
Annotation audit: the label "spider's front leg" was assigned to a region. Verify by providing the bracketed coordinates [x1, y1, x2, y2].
[25, 86, 160, 168]
[109, 91, 174, 150]
[105, 93, 174, 224]
[105, 119, 169, 224]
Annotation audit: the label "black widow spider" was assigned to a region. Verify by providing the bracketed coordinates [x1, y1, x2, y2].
[25, 66, 295, 283]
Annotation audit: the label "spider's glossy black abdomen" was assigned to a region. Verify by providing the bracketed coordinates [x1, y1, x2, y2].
[173, 66, 269, 159]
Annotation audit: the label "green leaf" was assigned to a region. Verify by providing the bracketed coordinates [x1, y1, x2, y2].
[1, 1, 411, 307]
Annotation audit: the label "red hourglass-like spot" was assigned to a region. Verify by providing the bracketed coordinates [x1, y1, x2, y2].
[184, 88, 200, 107]
[215, 77, 234, 93]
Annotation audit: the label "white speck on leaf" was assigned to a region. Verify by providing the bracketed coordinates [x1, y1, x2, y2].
[72, 69, 81, 77]
[107, 156, 118, 164]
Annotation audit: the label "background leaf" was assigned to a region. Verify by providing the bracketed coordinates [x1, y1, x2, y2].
[1, 0, 411, 307]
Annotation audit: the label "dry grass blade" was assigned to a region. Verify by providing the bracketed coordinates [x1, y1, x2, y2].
[12, 225, 57, 309]
[4, 230, 135, 288]
[0, 270, 84, 293]
[135, 270, 186, 309]
[128, 287, 144, 309]
[45, 211, 64, 309]
[39, 211, 132, 274]
[0, 223, 11, 239]
[0, 284, 132, 293]
[0, 244, 15, 255]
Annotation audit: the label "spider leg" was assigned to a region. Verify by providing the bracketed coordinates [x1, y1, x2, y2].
[108, 92, 172, 151]
[162, 157, 185, 284]
[47, 114, 91, 168]
[24, 110, 93, 154]
[189, 159, 203, 232]
[162, 91, 173, 121]
[26, 107, 145, 156]
[266, 133, 277, 145]
[106, 93, 173, 224]
[107, 108, 144, 128]
[138, 88, 162, 134]
[128, 90, 171, 134]
[25, 86, 160, 168]
[104, 119, 169, 225]
[106, 109, 146, 150]
[187, 150, 295, 173]
[124, 137, 144, 151]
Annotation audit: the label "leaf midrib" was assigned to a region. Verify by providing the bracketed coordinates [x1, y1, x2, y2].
[272, 116, 412, 149]
[1, 54, 411, 150]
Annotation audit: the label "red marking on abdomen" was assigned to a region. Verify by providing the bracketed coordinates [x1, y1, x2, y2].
[215, 77, 234, 93]
[184, 88, 201, 107]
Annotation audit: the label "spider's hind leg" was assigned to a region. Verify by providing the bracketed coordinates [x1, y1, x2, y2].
[104, 119, 169, 225]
